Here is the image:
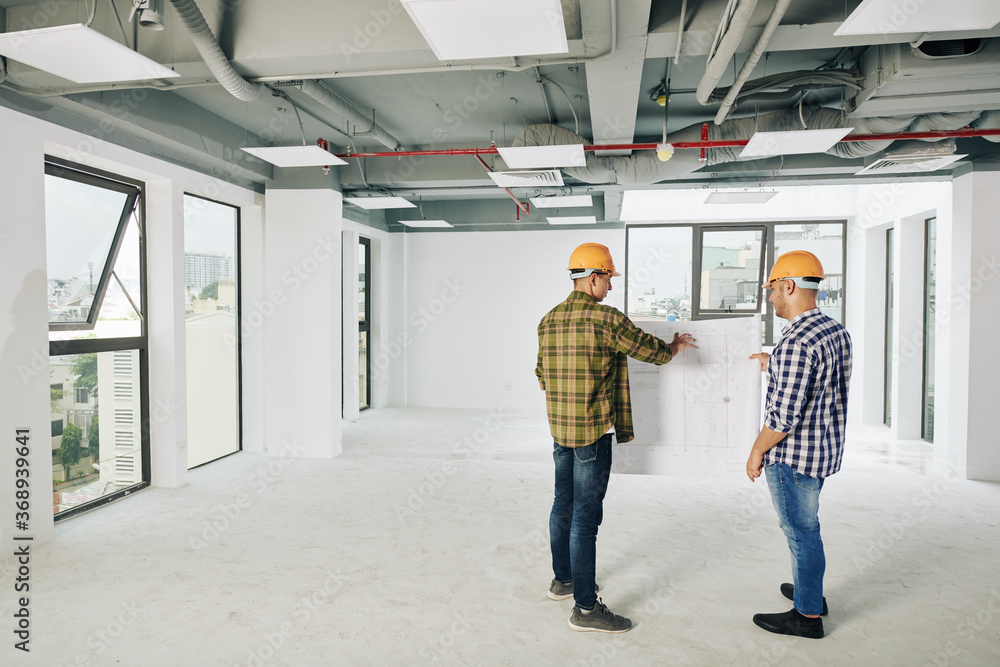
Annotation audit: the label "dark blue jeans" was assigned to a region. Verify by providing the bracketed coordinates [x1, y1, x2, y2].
[765, 462, 826, 616]
[549, 434, 613, 610]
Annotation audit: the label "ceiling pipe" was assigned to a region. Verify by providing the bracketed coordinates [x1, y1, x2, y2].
[695, 0, 759, 105]
[335, 127, 1000, 159]
[713, 0, 793, 124]
[166, 0, 402, 150]
[294, 80, 401, 151]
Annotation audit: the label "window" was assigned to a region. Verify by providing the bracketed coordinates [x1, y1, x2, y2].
[884, 228, 894, 427]
[626, 226, 693, 322]
[184, 194, 241, 468]
[45, 158, 149, 519]
[359, 237, 371, 410]
[626, 221, 846, 345]
[922, 218, 937, 441]
[696, 227, 766, 316]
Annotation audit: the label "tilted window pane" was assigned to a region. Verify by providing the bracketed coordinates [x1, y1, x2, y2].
[45, 174, 132, 326]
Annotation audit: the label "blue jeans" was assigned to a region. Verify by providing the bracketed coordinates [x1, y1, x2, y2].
[765, 462, 826, 616]
[549, 434, 613, 610]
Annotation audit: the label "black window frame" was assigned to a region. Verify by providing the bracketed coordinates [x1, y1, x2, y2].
[692, 224, 768, 319]
[359, 236, 372, 411]
[45, 156, 151, 521]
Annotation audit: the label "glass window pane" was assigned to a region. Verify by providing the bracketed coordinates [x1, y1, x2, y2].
[771, 223, 844, 335]
[184, 196, 240, 468]
[51, 350, 145, 515]
[922, 218, 936, 441]
[45, 174, 129, 324]
[359, 331, 369, 410]
[885, 228, 894, 426]
[626, 226, 693, 322]
[700, 229, 763, 311]
[359, 241, 367, 324]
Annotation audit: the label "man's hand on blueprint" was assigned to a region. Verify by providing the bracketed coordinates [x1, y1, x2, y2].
[669, 332, 699, 356]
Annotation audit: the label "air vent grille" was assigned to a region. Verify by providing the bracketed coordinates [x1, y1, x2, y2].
[917, 39, 983, 59]
[488, 170, 565, 188]
[855, 154, 966, 175]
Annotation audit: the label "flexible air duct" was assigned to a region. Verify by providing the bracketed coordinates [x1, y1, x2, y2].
[166, 0, 265, 102]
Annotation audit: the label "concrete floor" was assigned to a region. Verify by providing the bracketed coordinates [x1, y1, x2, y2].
[3, 407, 999, 666]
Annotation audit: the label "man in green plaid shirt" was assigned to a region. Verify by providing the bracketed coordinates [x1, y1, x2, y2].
[536, 243, 697, 633]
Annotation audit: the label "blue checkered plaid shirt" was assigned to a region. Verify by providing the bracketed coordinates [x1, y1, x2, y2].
[763, 308, 853, 478]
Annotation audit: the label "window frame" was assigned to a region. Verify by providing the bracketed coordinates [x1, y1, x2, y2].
[692, 224, 768, 319]
[359, 236, 372, 411]
[45, 156, 151, 521]
[183, 193, 244, 469]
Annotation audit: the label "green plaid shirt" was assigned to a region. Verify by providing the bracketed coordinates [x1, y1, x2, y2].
[535, 291, 674, 447]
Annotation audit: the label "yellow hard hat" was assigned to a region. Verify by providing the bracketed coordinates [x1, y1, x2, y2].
[567, 243, 621, 278]
[764, 250, 825, 289]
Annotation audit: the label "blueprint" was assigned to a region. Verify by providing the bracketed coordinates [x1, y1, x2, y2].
[612, 315, 762, 477]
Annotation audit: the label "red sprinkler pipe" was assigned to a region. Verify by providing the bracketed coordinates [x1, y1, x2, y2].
[473, 154, 530, 217]
[335, 128, 1000, 159]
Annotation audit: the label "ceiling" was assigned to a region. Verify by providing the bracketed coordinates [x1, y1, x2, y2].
[2, 0, 1000, 230]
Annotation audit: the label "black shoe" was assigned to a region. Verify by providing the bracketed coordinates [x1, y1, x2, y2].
[568, 599, 632, 633]
[780, 583, 828, 616]
[753, 609, 824, 639]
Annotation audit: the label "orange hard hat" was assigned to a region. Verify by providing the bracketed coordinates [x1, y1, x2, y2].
[567, 243, 621, 278]
[763, 250, 825, 289]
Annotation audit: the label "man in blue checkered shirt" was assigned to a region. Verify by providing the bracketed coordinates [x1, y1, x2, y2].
[746, 250, 853, 640]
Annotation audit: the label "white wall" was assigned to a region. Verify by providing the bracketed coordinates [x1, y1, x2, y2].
[0, 117, 54, 553]
[261, 189, 343, 458]
[959, 171, 1000, 481]
[402, 229, 623, 411]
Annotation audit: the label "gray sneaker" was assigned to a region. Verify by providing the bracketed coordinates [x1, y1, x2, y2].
[547, 579, 599, 601]
[568, 599, 632, 633]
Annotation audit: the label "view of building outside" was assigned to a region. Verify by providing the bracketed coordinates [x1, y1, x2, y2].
[49, 351, 144, 513]
[184, 195, 240, 468]
[700, 229, 763, 312]
[627, 226, 693, 322]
